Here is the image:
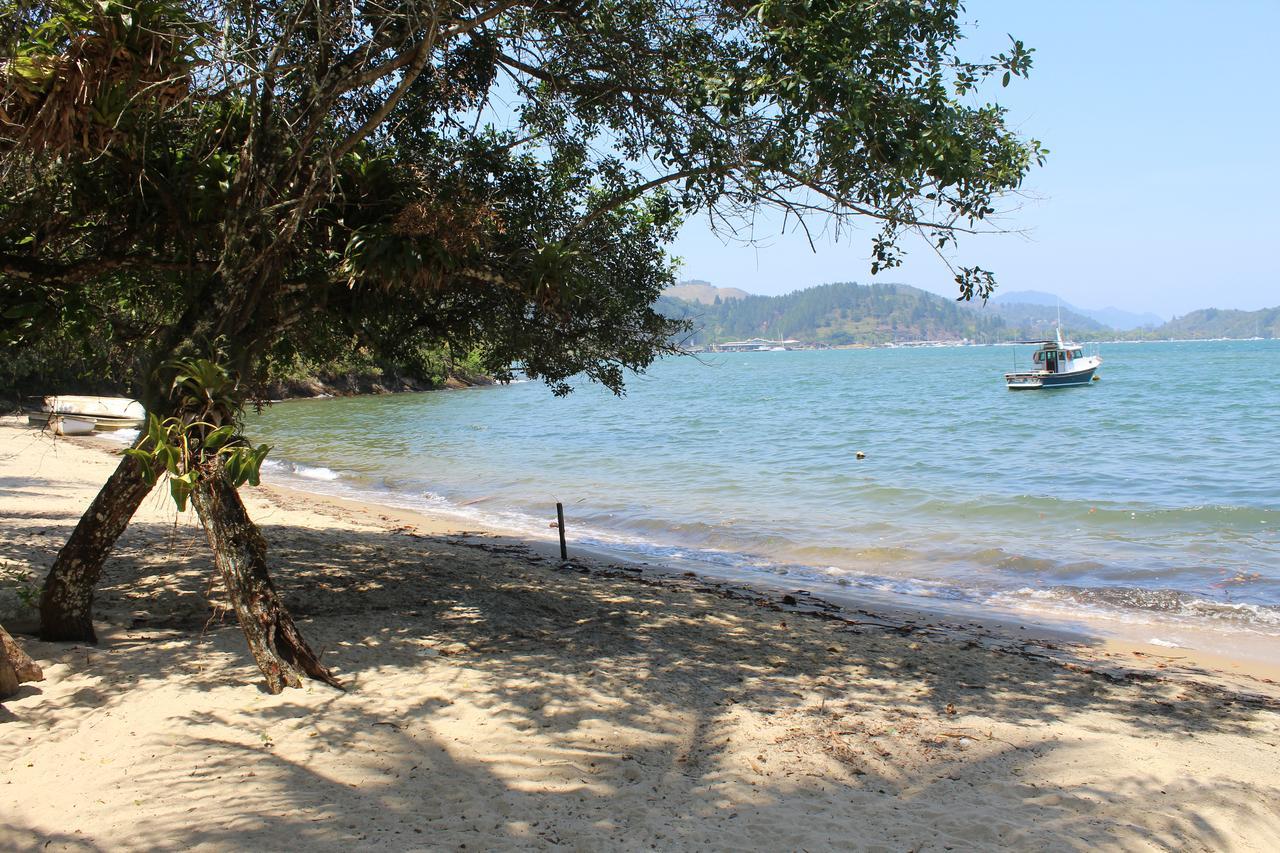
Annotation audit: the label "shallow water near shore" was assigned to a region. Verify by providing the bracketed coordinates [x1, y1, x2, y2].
[248, 339, 1280, 650]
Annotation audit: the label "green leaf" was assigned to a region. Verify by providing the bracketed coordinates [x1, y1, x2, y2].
[224, 452, 244, 486]
[246, 445, 271, 487]
[123, 447, 151, 465]
[159, 444, 179, 475]
[146, 414, 165, 447]
[124, 448, 159, 485]
[203, 424, 237, 450]
[169, 476, 191, 511]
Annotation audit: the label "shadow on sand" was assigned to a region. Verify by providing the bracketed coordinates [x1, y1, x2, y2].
[3, 502, 1279, 851]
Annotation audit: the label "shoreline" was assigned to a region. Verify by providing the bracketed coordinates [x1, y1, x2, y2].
[250, 429, 1280, 680]
[16, 417, 1280, 691]
[3, 424, 1279, 850]
[261, 476, 1280, 699]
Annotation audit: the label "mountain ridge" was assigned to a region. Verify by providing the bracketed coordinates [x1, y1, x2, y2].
[661, 281, 1277, 344]
[992, 290, 1164, 330]
[663, 280, 750, 305]
[660, 281, 1020, 345]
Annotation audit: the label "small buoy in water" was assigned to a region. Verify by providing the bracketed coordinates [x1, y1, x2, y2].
[1092, 375, 1101, 381]
[855, 451, 866, 460]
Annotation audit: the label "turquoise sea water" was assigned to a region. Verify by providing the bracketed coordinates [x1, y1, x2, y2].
[250, 340, 1280, 640]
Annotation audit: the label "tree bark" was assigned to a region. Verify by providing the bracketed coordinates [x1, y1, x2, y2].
[189, 462, 341, 693]
[39, 450, 156, 643]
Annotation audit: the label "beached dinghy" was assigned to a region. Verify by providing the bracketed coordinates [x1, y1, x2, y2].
[27, 395, 146, 431]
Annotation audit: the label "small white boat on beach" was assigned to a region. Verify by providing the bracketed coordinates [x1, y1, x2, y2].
[26, 395, 147, 431]
[1004, 328, 1102, 390]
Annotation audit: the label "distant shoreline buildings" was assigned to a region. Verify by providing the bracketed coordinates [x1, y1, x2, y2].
[714, 337, 802, 352]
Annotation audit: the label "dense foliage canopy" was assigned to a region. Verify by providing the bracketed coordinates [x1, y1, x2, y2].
[2, 0, 1044, 405]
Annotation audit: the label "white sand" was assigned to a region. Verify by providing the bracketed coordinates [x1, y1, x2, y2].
[2, 424, 1279, 852]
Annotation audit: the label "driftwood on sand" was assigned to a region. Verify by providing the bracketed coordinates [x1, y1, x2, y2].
[0, 624, 44, 698]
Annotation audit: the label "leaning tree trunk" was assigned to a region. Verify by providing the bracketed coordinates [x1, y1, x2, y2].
[189, 461, 341, 693]
[40, 450, 156, 643]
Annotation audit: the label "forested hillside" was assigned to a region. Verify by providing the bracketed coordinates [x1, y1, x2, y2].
[664, 280, 750, 305]
[660, 282, 1052, 346]
[1149, 307, 1279, 339]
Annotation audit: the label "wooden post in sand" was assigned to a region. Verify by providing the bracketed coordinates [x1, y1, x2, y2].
[556, 502, 568, 561]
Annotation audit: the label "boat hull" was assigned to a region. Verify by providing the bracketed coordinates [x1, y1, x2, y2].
[48, 415, 96, 436]
[27, 411, 146, 431]
[1005, 365, 1099, 390]
[40, 395, 145, 419]
[89, 416, 146, 431]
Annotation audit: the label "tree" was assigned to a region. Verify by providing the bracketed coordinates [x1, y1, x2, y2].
[2, 0, 1043, 692]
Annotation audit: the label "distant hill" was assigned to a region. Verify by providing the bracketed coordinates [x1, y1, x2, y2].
[993, 290, 1162, 331]
[1149, 306, 1279, 339]
[661, 281, 1276, 346]
[659, 281, 1019, 346]
[1086, 306, 1164, 331]
[662, 280, 750, 305]
[991, 289, 1061, 307]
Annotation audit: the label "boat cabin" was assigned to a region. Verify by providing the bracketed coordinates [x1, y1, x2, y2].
[1031, 344, 1085, 374]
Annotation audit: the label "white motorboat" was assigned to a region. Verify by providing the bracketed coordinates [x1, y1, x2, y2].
[1004, 328, 1102, 390]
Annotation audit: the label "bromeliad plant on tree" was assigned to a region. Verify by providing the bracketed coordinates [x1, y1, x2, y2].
[125, 358, 271, 511]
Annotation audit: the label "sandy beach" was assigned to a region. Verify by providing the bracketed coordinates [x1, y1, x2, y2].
[2, 422, 1279, 851]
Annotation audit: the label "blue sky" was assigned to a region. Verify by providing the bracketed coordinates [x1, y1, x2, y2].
[670, 1, 1280, 318]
